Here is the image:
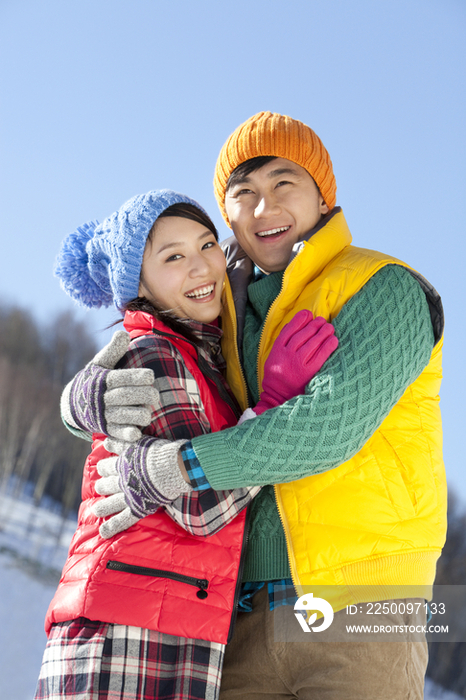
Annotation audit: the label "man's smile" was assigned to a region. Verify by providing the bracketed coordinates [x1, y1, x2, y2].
[255, 225, 291, 238]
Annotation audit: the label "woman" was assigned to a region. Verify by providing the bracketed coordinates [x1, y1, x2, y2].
[35, 190, 337, 700]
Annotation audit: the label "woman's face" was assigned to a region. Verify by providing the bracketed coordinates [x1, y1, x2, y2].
[139, 216, 226, 324]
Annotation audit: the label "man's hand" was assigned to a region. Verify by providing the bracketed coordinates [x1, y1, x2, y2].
[92, 436, 191, 539]
[61, 330, 159, 441]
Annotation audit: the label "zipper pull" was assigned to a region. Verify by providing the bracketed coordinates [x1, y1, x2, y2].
[196, 579, 209, 599]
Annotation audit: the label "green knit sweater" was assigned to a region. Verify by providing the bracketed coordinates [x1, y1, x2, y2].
[242, 270, 290, 579]
[192, 264, 435, 581]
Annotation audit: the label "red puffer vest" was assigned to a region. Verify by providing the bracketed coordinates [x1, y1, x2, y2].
[45, 312, 247, 644]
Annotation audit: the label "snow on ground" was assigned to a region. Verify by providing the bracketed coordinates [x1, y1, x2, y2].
[0, 488, 77, 700]
[0, 550, 61, 699]
[425, 679, 466, 700]
[0, 488, 463, 700]
[0, 487, 77, 570]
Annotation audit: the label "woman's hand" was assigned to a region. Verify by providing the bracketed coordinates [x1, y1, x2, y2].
[62, 330, 159, 441]
[92, 436, 192, 539]
[254, 310, 338, 415]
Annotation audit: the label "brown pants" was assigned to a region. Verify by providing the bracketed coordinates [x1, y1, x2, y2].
[220, 587, 428, 700]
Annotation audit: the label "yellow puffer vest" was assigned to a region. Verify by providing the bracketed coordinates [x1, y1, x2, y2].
[221, 209, 446, 612]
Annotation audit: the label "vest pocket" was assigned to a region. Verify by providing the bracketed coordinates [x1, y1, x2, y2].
[106, 560, 209, 599]
[375, 435, 417, 520]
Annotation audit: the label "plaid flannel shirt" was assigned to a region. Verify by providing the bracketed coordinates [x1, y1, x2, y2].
[117, 320, 260, 537]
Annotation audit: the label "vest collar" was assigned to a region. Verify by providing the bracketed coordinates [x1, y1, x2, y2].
[123, 309, 223, 347]
[280, 208, 352, 306]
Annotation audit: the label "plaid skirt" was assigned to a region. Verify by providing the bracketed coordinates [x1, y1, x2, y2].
[34, 618, 225, 700]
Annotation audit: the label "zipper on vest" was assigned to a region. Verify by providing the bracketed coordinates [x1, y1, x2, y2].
[106, 560, 209, 599]
[255, 266, 301, 596]
[255, 268, 289, 397]
[273, 488, 299, 595]
[229, 299, 250, 409]
[226, 504, 252, 643]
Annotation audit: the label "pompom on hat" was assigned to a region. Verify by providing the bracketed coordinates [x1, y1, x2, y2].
[54, 189, 208, 310]
[214, 111, 337, 226]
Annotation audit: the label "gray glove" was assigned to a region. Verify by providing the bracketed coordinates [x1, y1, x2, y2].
[91, 454, 139, 538]
[61, 330, 159, 441]
[92, 436, 192, 539]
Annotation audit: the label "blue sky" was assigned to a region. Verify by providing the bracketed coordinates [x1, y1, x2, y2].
[1, 0, 465, 500]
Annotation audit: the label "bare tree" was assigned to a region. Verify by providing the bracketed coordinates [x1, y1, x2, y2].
[43, 310, 99, 387]
[0, 302, 97, 520]
[427, 492, 466, 697]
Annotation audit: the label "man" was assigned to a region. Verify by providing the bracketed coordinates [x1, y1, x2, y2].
[63, 112, 446, 698]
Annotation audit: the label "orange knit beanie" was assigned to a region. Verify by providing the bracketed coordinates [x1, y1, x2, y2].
[214, 111, 337, 226]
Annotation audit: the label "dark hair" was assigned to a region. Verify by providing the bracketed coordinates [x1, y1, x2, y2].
[156, 201, 218, 241]
[225, 155, 323, 199]
[116, 202, 220, 346]
[226, 156, 277, 193]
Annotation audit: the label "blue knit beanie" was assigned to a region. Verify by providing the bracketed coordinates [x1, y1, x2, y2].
[54, 189, 208, 310]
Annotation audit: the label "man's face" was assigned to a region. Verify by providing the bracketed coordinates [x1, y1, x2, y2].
[224, 157, 329, 273]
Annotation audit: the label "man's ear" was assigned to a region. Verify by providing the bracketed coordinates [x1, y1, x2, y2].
[320, 198, 329, 215]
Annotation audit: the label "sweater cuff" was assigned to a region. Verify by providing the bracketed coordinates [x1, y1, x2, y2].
[61, 413, 93, 443]
[192, 429, 251, 490]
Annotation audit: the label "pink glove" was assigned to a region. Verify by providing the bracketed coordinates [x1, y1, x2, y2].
[254, 310, 338, 415]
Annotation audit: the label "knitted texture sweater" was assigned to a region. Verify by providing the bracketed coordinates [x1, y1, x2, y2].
[192, 264, 435, 582]
[242, 271, 288, 580]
